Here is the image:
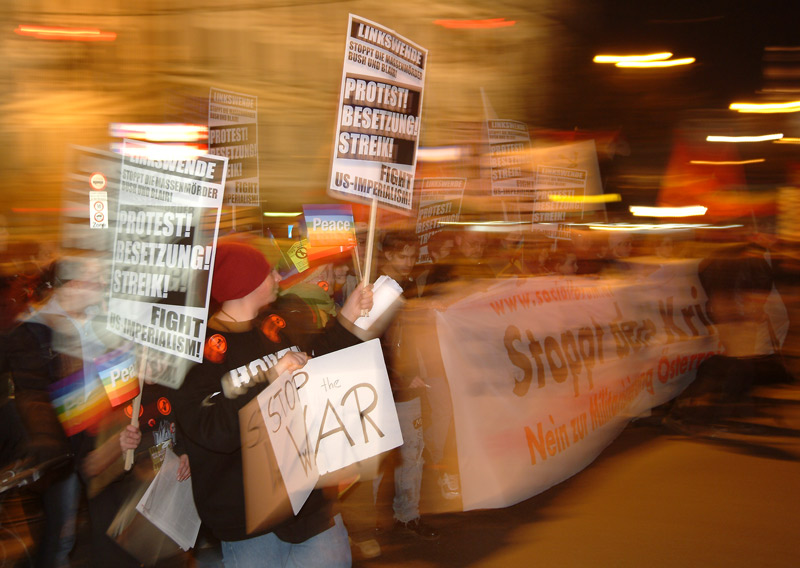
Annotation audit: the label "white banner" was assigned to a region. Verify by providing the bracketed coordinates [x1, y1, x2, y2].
[107, 140, 226, 373]
[329, 14, 427, 212]
[258, 339, 402, 513]
[435, 261, 720, 510]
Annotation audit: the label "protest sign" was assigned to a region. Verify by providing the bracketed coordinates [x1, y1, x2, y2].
[531, 140, 604, 241]
[96, 345, 140, 407]
[208, 88, 259, 206]
[243, 339, 402, 521]
[258, 372, 319, 515]
[430, 261, 720, 510]
[303, 204, 357, 249]
[329, 14, 427, 213]
[294, 339, 402, 473]
[414, 178, 464, 263]
[107, 139, 227, 377]
[487, 120, 535, 197]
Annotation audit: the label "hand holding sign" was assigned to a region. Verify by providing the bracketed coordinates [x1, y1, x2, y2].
[274, 351, 309, 376]
[119, 425, 142, 453]
[338, 281, 374, 324]
[221, 350, 308, 400]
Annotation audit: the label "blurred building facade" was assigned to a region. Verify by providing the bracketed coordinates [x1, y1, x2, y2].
[3, 0, 596, 247]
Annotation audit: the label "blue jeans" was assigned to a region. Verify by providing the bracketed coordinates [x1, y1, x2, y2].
[221, 513, 351, 568]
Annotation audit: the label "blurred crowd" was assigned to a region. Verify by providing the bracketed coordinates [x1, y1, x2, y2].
[1, 212, 798, 566]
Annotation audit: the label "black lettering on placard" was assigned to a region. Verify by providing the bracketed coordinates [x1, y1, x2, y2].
[314, 400, 354, 457]
[286, 406, 315, 476]
[342, 383, 384, 443]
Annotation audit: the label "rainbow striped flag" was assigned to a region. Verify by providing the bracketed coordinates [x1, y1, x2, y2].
[303, 205, 357, 248]
[49, 371, 111, 437]
[96, 346, 140, 407]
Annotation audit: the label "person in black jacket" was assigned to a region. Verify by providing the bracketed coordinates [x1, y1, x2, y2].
[5, 254, 110, 568]
[173, 240, 372, 568]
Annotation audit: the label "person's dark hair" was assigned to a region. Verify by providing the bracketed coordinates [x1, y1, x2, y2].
[382, 231, 418, 254]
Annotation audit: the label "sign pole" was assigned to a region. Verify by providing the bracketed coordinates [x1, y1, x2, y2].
[351, 246, 363, 282]
[124, 349, 148, 471]
[360, 197, 378, 316]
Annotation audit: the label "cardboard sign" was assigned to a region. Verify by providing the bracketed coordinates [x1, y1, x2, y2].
[241, 339, 401, 528]
[530, 140, 605, 241]
[258, 372, 319, 515]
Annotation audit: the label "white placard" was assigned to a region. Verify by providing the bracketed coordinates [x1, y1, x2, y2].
[257, 339, 402, 515]
[328, 14, 427, 212]
[106, 139, 227, 373]
[295, 339, 402, 474]
[258, 371, 319, 515]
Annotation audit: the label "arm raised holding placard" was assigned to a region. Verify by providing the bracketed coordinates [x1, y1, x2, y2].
[173, 239, 371, 563]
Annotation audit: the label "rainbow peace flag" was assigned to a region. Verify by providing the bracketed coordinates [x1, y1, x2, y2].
[303, 205, 357, 248]
[49, 371, 111, 437]
[96, 346, 140, 407]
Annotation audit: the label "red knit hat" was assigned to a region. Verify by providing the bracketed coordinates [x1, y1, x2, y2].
[211, 242, 271, 303]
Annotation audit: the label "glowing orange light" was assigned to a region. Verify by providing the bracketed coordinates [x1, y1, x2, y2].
[616, 57, 695, 68]
[15, 25, 117, 42]
[110, 123, 208, 143]
[689, 159, 765, 165]
[729, 100, 800, 113]
[706, 133, 783, 143]
[593, 52, 673, 64]
[434, 18, 516, 29]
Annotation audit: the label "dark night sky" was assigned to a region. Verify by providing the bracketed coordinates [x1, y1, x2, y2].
[540, 1, 800, 209]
